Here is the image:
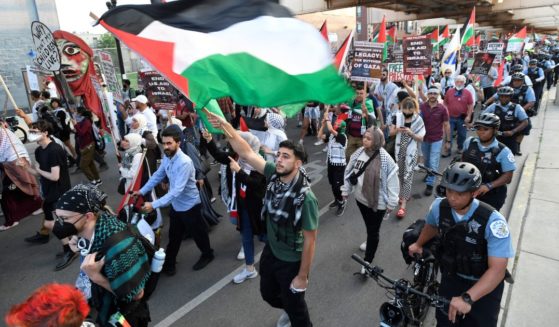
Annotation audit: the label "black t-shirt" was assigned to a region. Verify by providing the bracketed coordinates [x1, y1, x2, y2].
[35, 141, 71, 203]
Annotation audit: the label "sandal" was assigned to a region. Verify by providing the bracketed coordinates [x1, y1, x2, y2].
[396, 208, 406, 219]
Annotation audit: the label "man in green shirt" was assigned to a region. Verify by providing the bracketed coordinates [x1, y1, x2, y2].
[209, 114, 319, 327]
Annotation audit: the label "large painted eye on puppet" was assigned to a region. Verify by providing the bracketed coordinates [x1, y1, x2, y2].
[63, 45, 81, 56]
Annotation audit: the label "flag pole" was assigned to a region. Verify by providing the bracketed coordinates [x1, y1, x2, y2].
[0, 75, 23, 162]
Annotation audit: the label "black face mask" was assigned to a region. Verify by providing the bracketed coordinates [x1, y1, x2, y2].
[403, 112, 414, 118]
[52, 222, 79, 240]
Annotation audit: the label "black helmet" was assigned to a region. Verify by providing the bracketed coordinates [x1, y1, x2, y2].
[529, 58, 538, 65]
[474, 113, 501, 129]
[511, 72, 525, 81]
[440, 162, 482, 193]
[497, 86, 514, 96]
[511, 64, 524, 73]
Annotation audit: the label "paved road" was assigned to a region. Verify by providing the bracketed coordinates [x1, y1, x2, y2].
[0, 105, 540, 326]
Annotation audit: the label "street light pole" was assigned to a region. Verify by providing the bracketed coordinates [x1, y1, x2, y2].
[106, 0, 126, 78]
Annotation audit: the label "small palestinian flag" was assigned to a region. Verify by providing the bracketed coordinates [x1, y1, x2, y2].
[431, 27, 440, 52]
[461, 7, 476, 46]
[439, 25, 450, 47]
[506, 27, 527, 53]
[98, 0, 353, 110]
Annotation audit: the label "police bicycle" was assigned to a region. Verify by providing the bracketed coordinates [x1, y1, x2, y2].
[417, 164, 447, 198]
[352, 254, 447, 326]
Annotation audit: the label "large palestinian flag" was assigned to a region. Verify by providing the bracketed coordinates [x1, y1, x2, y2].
[98, 0, 353, 109]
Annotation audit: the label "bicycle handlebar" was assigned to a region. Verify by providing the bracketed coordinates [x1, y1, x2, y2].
[351, 254, 448, 305]
[417, 164, 443, 177]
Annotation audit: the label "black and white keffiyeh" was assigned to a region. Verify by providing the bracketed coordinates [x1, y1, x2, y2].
[56, 184, 108, 214]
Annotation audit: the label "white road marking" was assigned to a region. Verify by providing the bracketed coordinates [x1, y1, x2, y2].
[154, 205, 330, 327]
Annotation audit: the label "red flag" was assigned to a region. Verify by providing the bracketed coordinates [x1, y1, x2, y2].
[117, 157, 145, 213]
[494, 60, 505, 87]
[239, 116, 249, 132]
[319, 20, 328, 41]
[387, 26, 397, 44]
[475, 34, 481, 46]
[377, 16, 387, 43]
[335, 31, 354, 71]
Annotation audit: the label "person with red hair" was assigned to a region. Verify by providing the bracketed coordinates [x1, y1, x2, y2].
[5, 283, 91, 327]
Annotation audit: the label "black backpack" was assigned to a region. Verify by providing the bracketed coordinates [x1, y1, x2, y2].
[400, 219, 440, 265]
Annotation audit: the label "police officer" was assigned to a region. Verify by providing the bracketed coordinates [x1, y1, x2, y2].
[524, 59, 545, 115]
[499, 64, 532, 87]
[408, 162, 514, 327]
[483, 86, 529, 155]
[543, 54, 556, 91]
[462, 113, 516, 211]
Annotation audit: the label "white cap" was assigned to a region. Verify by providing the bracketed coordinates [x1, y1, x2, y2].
[132, 95, 149, 104]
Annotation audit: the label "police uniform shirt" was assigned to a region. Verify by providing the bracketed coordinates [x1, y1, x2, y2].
[523, 67, 545, 82]
[544, 60, 555, 70]
[501, 75, 533, 87]
[463, 137, 517, 173]
[426, 198, 515, 278]
[483, 103, 529, 122]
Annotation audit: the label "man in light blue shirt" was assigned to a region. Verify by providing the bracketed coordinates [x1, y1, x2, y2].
[135, 125, 214, 275]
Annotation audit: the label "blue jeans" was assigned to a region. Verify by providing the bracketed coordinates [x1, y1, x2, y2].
[240, 209, 255, 265]
[449, 117, 467, 151]
[421, 140, 443, 186]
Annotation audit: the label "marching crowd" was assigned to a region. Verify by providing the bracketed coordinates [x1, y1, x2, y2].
[1, 42, 555, 327]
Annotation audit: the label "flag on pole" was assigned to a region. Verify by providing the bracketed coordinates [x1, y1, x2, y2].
[506, 27, 527, 53]
[441, 27, 461, 74]
[387, 26, 396, 45]
[98, 0, 354, 111]
[461, 7, 476, 46]
[319, 20, 328, 41]
[372, 16, 388, 61]
[335, 30, 353, 72]
[431, 27, 440, 52]
[494, 59, 505, 87]
[439, 25, 450, 47]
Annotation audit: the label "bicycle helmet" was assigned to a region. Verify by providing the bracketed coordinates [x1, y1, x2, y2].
[529, 58, 538, 65]
[474, 113, 501, 129]
[497, 86, 514, 96]
[440, 162, 481, 193]
[511, 72, 525, 81]
[511, 64, 524, 73]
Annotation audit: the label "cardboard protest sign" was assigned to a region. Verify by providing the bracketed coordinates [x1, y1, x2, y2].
[403, 35, 432, 76]
[387, 63, 414, 83]
[31, 21, 60, 71]
[350, 41, 384, 83]
[97, 50, 123, 103]
[139, 71, 178, 111]
[486, 42, 504, 64]
[470, 52, 496, 75]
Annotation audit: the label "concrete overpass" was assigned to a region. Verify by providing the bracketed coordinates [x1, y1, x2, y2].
[282, 0, 559, 34]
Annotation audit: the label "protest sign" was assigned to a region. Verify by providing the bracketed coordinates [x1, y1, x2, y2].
[30, 21, 60, 71]
[470, 52, 496, 75]
[350, 41, 384, 83]
[486, 42, 504, 63]
[403, 35, 432, 76]
[139, 71, 179, 111]
[387, 63, 414, 83]
[97, 50, 123, 103]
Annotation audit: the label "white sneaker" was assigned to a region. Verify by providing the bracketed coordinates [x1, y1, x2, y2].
[314, 140, 324, 146]
[233, 267, 258, 284]
[359, 241, 367, 252]
[360, 261, 371, 275]
[276, 311, 291, 327]
[322, 146, 328, 153]
[237, 246, 245, 260]
[298, 139, 304, 145]
[32, 208, 43, 216]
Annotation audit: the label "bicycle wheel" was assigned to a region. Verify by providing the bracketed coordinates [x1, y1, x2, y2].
[12, 127, 27, 144]
[411, 261, 439, 323]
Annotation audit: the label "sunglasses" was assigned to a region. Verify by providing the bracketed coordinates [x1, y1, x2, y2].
[53, 212, 85, 226]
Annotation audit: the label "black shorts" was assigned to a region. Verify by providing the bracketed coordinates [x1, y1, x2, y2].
[43, 201, 57, 221]
[58, 129, 71, 142]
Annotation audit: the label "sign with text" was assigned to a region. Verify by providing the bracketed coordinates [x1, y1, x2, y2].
[30, 21, 60, 71]
[139, 71, 178, 111]
[506, 40, 524, 53]
[350, 41, 384, 83]
[97, 51, 123, 103]
[403, 35, 432, 76]
[387, 63, 414, 83]
[486, 42, 504, 64]
[470, 52, 496, 75]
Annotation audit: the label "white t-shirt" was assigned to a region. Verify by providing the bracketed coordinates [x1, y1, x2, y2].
[140, 107, 159, 137]
[31, 100, 45, 123]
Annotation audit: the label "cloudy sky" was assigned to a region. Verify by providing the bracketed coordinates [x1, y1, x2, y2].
[55, 0, 151, 34]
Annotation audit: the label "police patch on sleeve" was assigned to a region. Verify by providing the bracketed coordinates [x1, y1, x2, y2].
[507, 152, 516, 164]
[490, 220, 510, 239]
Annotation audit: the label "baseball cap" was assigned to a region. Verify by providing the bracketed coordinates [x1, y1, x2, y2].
[132, 95, 149, 104]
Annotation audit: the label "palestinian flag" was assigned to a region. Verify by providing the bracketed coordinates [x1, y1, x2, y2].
[431, 27, 439, 52]
[320, 20, 328, 41]
[506, 27, 527, 53]
[98, 0, 353, 110]
[387, 26, 397, 45]
[335, 30, 353, 72]
[461, 7, 475, 46]
[372, 16, 388, 60]
[439, 25, 450, 47]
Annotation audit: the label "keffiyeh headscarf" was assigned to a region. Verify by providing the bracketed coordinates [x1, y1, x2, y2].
[266, 113, 285, 131]
[362, 127, 385, 211]
[56, 184, 108, 214]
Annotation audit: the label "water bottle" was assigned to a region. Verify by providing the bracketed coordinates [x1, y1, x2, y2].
[360, 118, 366, 135]
[151, 248, 166, 273]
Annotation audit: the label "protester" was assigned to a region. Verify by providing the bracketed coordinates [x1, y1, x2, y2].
[119, 133, 144, 192]
[390, 98, 425, 218]
[0, 127, 42, 230]
[374, 68, 399, 127]
[345, 85, 378, 158]
[134, 125, 215, 275]
[342, 126, 398, 272]
[409, 162, 513, 327]
[72, 107, 101, 185]
[122, 79, 136, 100]
[420, 87, 451, 196]
[54, 184, 152, 326]
[5, 283, 92, 327]
[129, 95, 158, 138]
[29, 90, 45, 124]
[440, 68, 455, 96]
[443, 75, 474, 156]
[298, 102, 320, 145]
[209, 112, 319, 327]
[260, 112, 288, 162]
[129, 113, 161, 175]
[481, 63, 499, 102]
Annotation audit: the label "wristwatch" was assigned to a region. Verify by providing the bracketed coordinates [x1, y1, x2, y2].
[461, 292, 474, 306]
